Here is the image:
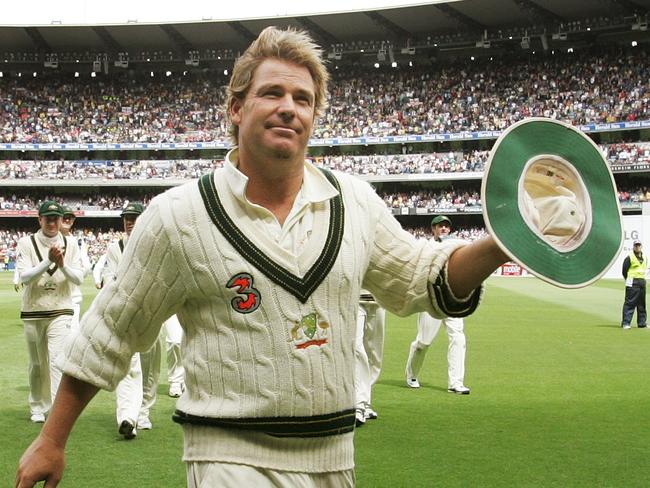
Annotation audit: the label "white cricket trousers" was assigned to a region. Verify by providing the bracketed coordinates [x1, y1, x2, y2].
[405, 313, 466, 389]
[115, 353, 143, 426]
[117, 314, 183, 426]
[140, 336, 161, 420]
[354, 302, 385, 408]
[22, 315, 71, 416]
[165, 314, 184, 385]
[140, 314, 184, 421]
[187, 462, 354, 487]
[70, 303, 81, 330]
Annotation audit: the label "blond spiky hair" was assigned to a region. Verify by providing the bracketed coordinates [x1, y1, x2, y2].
[225, 26, 329, 145]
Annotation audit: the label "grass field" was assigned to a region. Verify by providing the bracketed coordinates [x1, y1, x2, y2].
[2, 272, 649, 487]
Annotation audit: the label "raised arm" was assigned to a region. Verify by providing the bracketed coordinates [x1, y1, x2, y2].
[446, 236, 509, 299]
[16, 239, 52, 285]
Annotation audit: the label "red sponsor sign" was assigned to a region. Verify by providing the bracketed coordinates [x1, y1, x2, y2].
[0, 209, 38, 216]
[500, 262, 523, 276]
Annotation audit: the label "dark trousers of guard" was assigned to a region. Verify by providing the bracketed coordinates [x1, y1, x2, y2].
[622, 278, 647, 327]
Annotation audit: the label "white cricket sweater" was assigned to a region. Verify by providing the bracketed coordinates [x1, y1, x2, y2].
[102, 236, 127, 283]
[92, 253, 107, 288]
[16, 230, 82, 319]
[62, 156, 481, 473]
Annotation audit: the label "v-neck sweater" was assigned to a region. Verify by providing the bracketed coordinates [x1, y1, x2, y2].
[16, 230, 82, 318]
[63, 156, 480, 473]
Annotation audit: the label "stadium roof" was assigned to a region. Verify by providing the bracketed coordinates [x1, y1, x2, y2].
[0, 0, 647, 65]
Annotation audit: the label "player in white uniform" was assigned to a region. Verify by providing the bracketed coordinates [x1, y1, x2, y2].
[15, 200, 83, 422]
[102, 202, 148, 439]
[406, 216, 471, 394]
[164, 314, 185, 398]
[17, 28, 508, 487]
[13, 266, 21, 292]
[101, 202, 176, 435]
[92, 253, 107, 289]
[60, 207, 92, 330]
[354, 291, 385, 426]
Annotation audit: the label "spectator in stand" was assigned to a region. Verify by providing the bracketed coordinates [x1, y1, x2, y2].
[0, 47, 647, 144]
[2, 143, 649, 183]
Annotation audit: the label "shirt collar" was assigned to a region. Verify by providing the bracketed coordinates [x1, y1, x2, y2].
[223, 147, 339, 207]
[36, 230, 62, 247]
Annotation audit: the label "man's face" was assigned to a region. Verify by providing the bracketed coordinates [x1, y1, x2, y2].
[230, 58, 316, 162]
[123, 215, 138, 236]
[38, 215, 61, 238]
[61, 214, 75, 233]
[634, 243, 642, 253]
[432, 222, 451, 240]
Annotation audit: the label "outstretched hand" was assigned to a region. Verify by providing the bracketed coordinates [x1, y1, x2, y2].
[15, 432, 65, 488]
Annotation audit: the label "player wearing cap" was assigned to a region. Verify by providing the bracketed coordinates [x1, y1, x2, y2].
[102, 202, 180, 436]
[405, 215, 471, 394]
[621, 239, 647, 329]
[103, 203, 148, 439]
[60, 207, 92, 330]
[15, 200, 83, 422]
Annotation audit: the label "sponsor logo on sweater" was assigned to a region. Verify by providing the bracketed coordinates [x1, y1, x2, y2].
[290, 313, 329, 349]
[226, 273, 261, 313]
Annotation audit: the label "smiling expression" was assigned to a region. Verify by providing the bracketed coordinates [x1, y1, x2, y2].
[229, 58, 316, 163]
[432, 222, 451, 240]
[39, 215, 61, 238]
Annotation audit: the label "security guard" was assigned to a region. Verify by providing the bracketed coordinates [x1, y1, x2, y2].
[621, 239, 647, 329]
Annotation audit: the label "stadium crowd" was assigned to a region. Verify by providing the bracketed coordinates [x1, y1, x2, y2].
[0, 223, 488, 268]
[0, 193, 156, 212]
[0, 47, 646, 143]
[1, 142, 649, 181]
[0, 76, 230, 144]
[3, 179, 650, 216]
[605, 142, 650, 167]
[0, 158, 221, 180]
[380, 188, 481, 212]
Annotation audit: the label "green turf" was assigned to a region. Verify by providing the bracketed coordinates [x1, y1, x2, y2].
[2, 273, 649, 487]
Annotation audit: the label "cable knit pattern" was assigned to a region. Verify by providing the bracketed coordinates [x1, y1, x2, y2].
[62, 163, 476, 472]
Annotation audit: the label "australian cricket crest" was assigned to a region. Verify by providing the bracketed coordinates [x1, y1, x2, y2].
[290, 312, 330, 349]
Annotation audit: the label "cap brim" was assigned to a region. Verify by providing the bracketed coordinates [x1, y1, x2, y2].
[482, 118, 623, 288]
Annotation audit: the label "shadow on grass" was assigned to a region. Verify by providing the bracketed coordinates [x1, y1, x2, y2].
[378, 378, 448, 393]
[593, 322, 648, 328]
[1, 405, 37, 423]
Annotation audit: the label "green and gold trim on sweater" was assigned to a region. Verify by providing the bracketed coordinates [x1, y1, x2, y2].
[30, 233, 67, 276]
[21, 309, 74, 319]
[429, 265, 482, 318]
[172, 408, 356, 438]
[198, 169, 345, 304]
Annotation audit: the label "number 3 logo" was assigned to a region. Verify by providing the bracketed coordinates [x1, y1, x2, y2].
[226, 273, 261, 314]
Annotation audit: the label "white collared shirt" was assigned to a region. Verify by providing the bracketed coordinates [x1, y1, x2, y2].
[224, 148, 339, 256]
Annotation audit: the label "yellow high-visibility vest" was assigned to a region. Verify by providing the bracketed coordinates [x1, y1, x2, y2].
[628, 252, 648, 279]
